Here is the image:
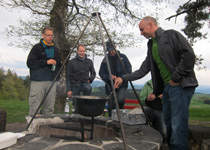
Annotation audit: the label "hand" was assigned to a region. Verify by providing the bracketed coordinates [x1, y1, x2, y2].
[112, 75, 116, 80]
[47, 59, 56, 65]
[67, 91, 72, 97]
[114, 77, 123, 88]
[158, 94, 163, 99]
[169, 80, 179, 86]
[147, 92, 156, 101]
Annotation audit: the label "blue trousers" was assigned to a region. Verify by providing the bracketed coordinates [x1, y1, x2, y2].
[162, 84, 195, 150]
[107, 87, 127, 117]
[72, 82, 92, 96]
[72, 82, 92, 113]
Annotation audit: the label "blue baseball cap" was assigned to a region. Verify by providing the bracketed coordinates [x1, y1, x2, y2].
[106, 41, 115, 51]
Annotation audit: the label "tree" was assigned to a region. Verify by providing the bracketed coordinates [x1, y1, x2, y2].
[0, 69, 19, 100]
[0, 0, 168, 107]
[23, 75, 30, 89]
[0, 67, 5, 90]
[0, 68, 29, 100]
[1, 0, 208, 103]
[1, 0, 208, 68]
[166, 0, 210, 44]
[166, 0, 210, 70]
[0, 0, 169, 60]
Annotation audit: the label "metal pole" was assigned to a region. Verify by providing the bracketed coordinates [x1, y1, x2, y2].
[26, 15, 93, 130]
[95, 12, 128, 150]
[98, 15, 152, 127]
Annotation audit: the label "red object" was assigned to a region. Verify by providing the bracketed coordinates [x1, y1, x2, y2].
[124, 99, 140, 109]
[104, 99, 141, 114]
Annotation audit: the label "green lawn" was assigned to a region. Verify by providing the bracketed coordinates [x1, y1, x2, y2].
[0, 100, 29, 123]
[189, 93, 210, 125]
[0, 93, 210, 125]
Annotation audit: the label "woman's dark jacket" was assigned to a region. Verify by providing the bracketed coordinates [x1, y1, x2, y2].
[66, 54, 96, 91]
[99, 51, 132, 93]
[27, 39, 61, 81]
[122, 27, 198, 96]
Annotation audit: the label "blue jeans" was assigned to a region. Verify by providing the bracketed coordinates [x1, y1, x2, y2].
[144, 106, 167, 141]
[73, 82, 92, 96]
[162, 84, 195, 150]
[72, 82, 92, 113]
[108, 87, 127, 117]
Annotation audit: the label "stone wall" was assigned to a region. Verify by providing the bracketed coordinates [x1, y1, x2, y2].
[189, 125, 210, 150]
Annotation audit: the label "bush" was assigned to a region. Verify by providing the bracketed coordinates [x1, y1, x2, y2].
[204, 100, 210, 105]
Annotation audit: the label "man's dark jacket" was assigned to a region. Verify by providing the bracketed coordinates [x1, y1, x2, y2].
[99, 51, 132, 93]
[66, 54, 96, 92]
[123, 27, 198, 96]
[27, 39, 61, 81]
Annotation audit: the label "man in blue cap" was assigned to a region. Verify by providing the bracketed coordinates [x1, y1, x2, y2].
[99, 40, 132, 117]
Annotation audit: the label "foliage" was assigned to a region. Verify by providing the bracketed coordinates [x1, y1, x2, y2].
[166, 0, 210, 44]
[165, 0, 210, 70]
[195, 54, 207, 71]
[0, 0, 170, 60]
[0, 0, 208, 71]
[0, 67, 29, 101]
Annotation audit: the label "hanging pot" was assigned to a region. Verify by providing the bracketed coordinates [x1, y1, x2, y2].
[72, 77, 112, 117]
[73, 95, 108, 117]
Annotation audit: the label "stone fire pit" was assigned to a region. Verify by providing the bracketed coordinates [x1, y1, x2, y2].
[7, 114, 163, 150]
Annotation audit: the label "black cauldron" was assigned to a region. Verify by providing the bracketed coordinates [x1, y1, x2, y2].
[74, 95, 107, 117]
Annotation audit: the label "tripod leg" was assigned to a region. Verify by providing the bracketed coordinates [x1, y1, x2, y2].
[90, 116, 94, 140]
[95, 12, 128, 150]
[98, 14, 152, 127]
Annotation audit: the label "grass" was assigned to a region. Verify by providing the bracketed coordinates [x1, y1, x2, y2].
[189, 94, 210, 126]
[0, 93, 210, 125]
[0, 100, 29, 123]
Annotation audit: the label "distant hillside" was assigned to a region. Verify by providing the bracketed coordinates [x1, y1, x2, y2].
[20, 76, 27, 80]
[21, 76, 210, 94]
[92, 80, 144, 89]
[195, 85, 210, 94]
[92, 80, 210, 94]
[92, 80, 105, 87]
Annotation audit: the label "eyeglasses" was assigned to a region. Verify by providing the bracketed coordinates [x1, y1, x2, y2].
[44, 34, 54, 37]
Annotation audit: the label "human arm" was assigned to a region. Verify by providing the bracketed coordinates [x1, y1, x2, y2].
[88, 60, 96, 83]
[99, 59, 111, 82]
[47, 59, 56, 65]
[66, 60, 73, 93]
[115, 54, 151, 88]
[169, 30, 196, 84]
[27, 44, 48, 68]
[27, 44, 59, 68]
[158, 94, 163, 99]
[139, 80, 153, 104]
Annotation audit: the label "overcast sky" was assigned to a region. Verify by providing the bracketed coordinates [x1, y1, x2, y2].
[0, 0, 210, 86]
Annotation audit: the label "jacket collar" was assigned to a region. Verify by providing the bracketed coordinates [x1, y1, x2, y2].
[155, 27, 165, 40]
[76, 53, 87, 61]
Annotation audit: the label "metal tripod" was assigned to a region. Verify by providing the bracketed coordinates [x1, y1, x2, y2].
[26, 12, 151, 150]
